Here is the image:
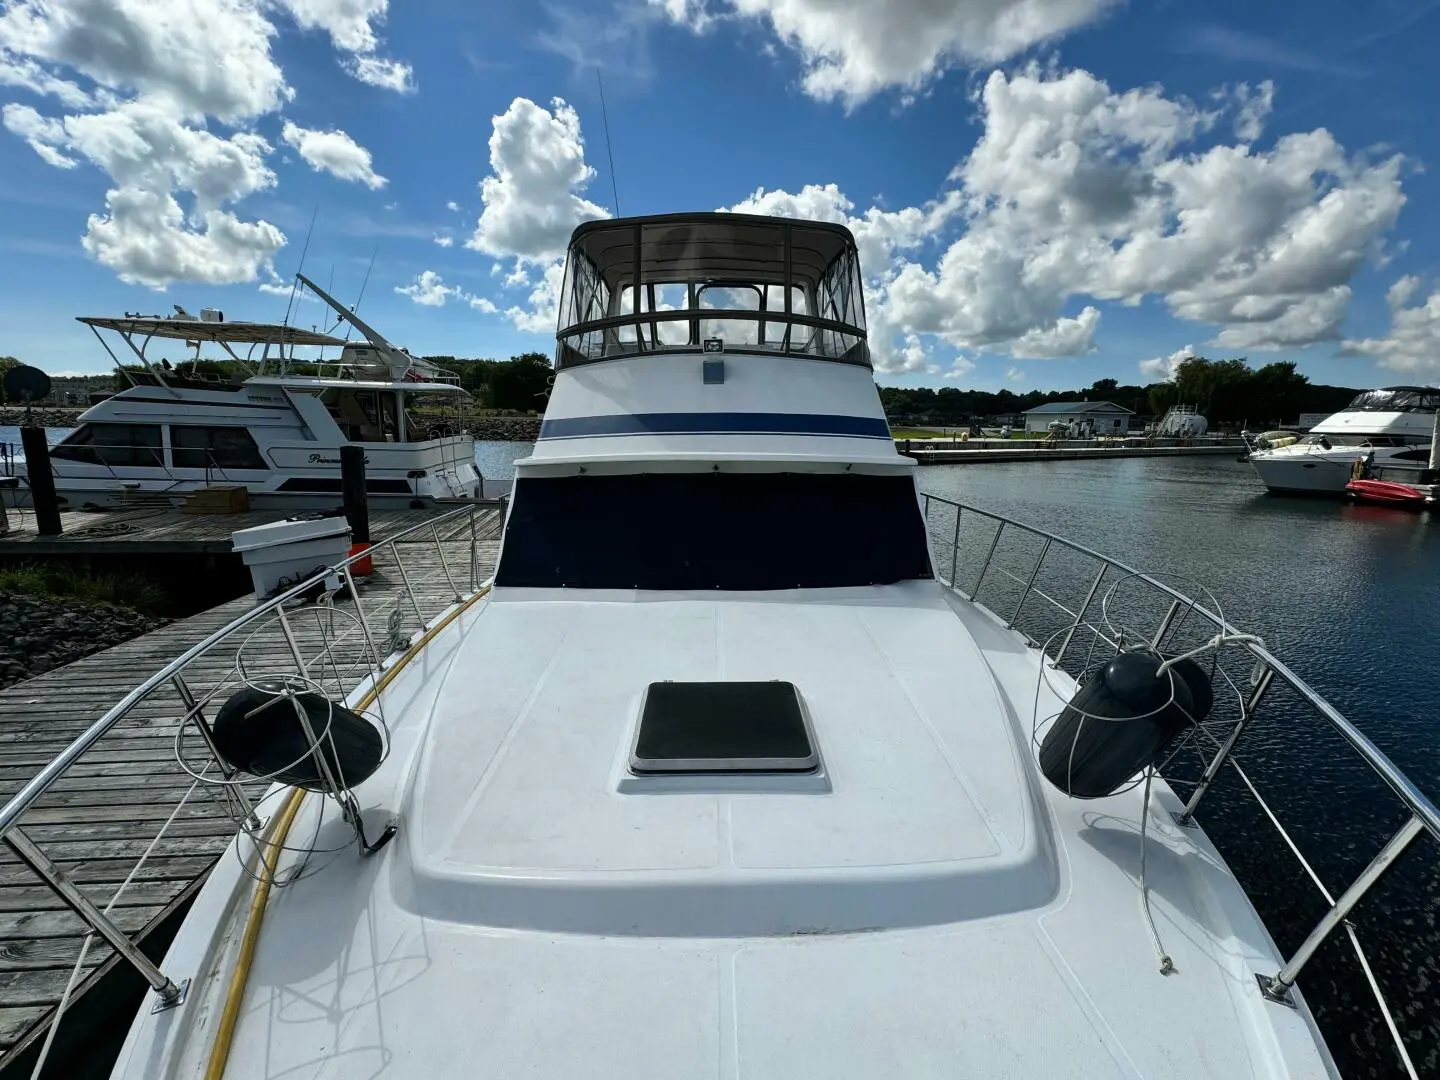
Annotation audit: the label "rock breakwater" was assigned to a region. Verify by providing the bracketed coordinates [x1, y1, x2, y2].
[0, 591, 166, 689]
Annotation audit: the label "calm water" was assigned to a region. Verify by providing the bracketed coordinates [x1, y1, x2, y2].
[920, 454, 1439, 1078]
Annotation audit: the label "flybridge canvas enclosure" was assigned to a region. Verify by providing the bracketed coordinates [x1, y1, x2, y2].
[555, 214, 869, 368]
[1339, 387, 1440, 413]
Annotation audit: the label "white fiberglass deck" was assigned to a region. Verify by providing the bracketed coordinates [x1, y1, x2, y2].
[113, 583, 1334, 1080]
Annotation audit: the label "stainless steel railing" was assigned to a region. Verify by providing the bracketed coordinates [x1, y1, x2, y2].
[0, 503, 489, 1025]
[922, 491, 1437, 1077]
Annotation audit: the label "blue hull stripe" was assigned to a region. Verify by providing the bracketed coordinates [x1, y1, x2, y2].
[539, 412, 892, 441]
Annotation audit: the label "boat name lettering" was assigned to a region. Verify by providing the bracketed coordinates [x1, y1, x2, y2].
[308, 452, 371, 464]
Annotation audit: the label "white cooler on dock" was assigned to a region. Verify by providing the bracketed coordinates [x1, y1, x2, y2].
[231, 514, 352, 599]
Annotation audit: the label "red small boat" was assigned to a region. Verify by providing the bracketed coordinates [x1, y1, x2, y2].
[1345, 479, 1429, 508]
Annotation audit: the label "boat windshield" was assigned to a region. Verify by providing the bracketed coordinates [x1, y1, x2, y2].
[555, 215, 869, 368]
[1342, 388, 1440, 412]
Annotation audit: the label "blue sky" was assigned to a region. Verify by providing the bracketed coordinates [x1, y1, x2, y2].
[2, 0, 1439, 391]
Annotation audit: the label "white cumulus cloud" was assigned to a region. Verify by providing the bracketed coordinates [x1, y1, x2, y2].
[652, 0, 1116, 106]
[396, 270, 459, 307]
[873, 66, 1405, 360]
[1341, 277, 1440, 373]
[467, 96, 608, 263]
[6, 97, 285, 285]
[280, 120, 386, 188]
[0, 0, 290, 123]
[346, 54, 413, 92]
[395, 269, 497, 313]
[1138, 346, 1195, 381]
[0, 0, 413, 287]
[270, 0, 412, 90]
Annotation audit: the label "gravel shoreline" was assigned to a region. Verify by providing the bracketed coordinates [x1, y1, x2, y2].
[0, 591, 167, 689]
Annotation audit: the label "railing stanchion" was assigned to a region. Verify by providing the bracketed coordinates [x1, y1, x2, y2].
[1259, 815, 1426, 1006]
[171, 675, 262, 832]
[1053, 562, 1107, 668]
[343, 565, 383, 671]
[468, 505, 479, 592]
[1152, 600, 1183, 650]
[275, 606, 310, 680]
[4, 828, 189, 1010]
[949, 505, 961, 589]
[432, 522, 462, 603]
[389, 541, 425, 625]
[974, 521, 1004, 597]
[1008, 537, 1051, 629]
[1176, 665, 1274, 826]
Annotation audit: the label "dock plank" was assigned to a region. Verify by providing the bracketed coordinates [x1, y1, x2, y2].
[0, 530, 499, 1061]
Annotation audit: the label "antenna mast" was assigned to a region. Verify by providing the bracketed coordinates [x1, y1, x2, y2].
[596, 69, 621, 216]
[283, 205, 320, 331]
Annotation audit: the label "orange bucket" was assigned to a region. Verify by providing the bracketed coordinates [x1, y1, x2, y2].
[348, 541, 374, 577]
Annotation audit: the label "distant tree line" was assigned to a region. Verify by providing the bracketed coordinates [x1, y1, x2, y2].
[879, 359, 1361, 428]
[420, 353, 553, 412]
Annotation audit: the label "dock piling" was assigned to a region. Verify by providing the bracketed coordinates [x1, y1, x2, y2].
[18, 427, 61, 537]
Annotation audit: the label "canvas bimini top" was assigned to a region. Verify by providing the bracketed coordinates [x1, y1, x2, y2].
[555, 213, 869, 369]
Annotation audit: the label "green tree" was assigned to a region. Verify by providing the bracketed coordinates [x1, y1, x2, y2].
[1147, 381, 1179, 415]
[0, 356, 20, 404]
[490, 353, 553, 412]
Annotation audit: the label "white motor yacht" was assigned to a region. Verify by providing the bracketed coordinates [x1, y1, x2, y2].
[14, 213, 1440, 1079]
[1248, 387, 1440, 494]
[5, 274, 487, 509]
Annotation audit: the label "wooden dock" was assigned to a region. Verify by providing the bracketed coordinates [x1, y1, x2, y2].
[0, 513, 502, 1073]
[0, 502, 502, 556]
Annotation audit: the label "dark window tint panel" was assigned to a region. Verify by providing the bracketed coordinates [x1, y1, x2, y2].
[52, 424, 162, 467]
[495, 472, 932, 591]
[171, 426, 266, 469]
[632, 681, 816, 773]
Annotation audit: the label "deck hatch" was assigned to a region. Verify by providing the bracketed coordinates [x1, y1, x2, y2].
[631, 681, 818, 773]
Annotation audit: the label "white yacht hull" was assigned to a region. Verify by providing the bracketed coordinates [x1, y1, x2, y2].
[1249, 449, 1361, 493]
[2, 441, 486, 508]
[1249, 443, 1430, 494]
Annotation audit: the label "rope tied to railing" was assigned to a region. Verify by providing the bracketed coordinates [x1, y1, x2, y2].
[1154, 632, 1266, 676]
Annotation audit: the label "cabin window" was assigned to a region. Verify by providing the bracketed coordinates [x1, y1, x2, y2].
[495, 472, 933, 590]
[171, 426, 266, 469]
[51, 423, 163, 467]
[697, 284, 763, 345]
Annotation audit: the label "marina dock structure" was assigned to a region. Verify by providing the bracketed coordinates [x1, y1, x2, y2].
[0, 507, 501, 1075]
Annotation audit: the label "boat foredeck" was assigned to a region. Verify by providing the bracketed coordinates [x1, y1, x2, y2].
[118, 582, 1335, 1079]
[404, 582, 1052, 935]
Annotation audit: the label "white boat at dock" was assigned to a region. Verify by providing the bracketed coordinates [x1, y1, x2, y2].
[1, 212, 1436, 1079]
[3, 274, 489, 511]
[1249, 386, 1440, 494]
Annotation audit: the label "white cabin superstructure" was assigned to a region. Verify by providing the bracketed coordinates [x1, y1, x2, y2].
[1249, 386, 1440, 494]
[7, 276, 486, 508]
[87, 213, 1372, 1080]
